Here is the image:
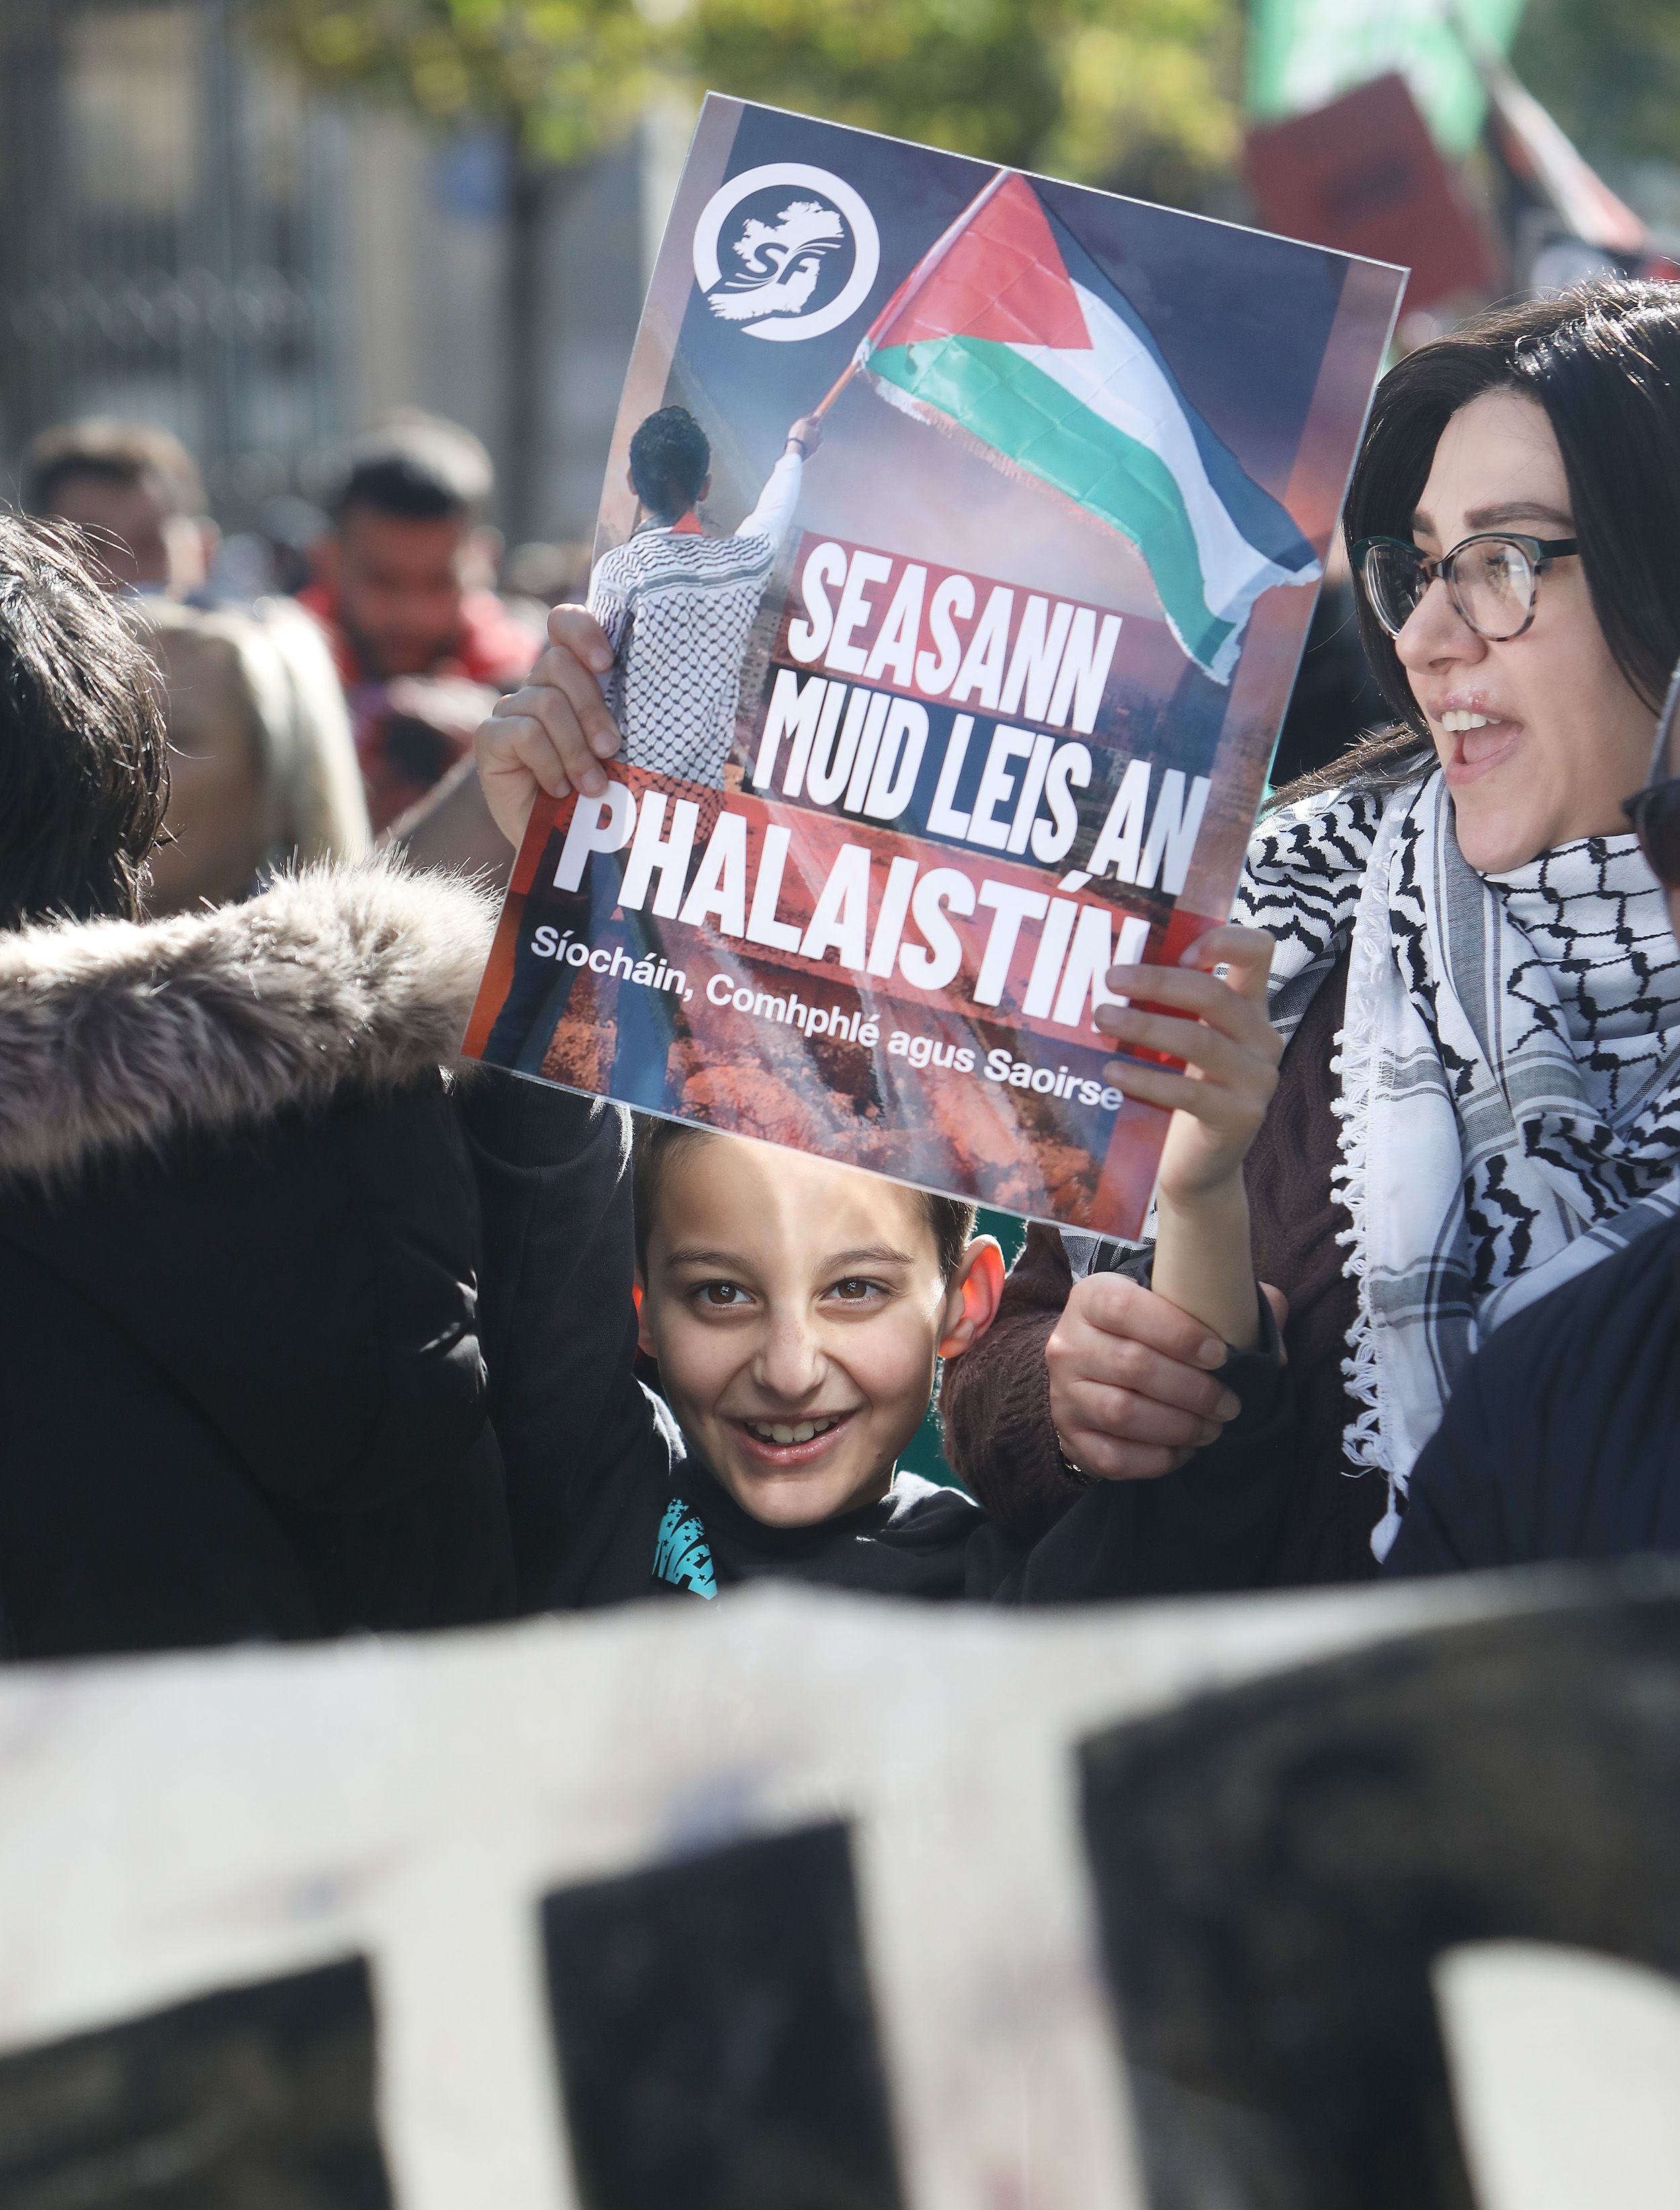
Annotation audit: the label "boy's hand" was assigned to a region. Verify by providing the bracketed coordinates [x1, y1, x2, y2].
[1047, 1274, 1288, 1481]
[1095, 925, 1281, 1208]
[787, 415, 823, 457]
[474, 604, 622, 847]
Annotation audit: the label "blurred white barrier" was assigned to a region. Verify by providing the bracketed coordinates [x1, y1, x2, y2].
[1438, 1943, 1680, 2210]
[0, 1569, 1671, 2210]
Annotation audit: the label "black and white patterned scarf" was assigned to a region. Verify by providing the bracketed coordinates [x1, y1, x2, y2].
[1238, 768, 1680, 1555]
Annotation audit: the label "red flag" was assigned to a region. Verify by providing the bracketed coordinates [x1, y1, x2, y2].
[1244, 75, 1495, 315]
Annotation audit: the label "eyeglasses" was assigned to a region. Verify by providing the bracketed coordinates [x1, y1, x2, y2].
[1351, 532, 1579, 642]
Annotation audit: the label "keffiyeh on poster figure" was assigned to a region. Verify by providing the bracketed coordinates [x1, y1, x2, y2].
[464, 98, 1404, 1236]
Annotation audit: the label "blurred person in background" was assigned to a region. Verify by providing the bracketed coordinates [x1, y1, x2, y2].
[0, 511, 635, 1660]
[300, 414, 536, 832]
[24, 419, 368, 912]
[26, 417, 216, 600]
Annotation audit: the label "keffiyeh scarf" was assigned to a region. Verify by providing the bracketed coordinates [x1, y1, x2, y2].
[1238, 768, 1680, 1558]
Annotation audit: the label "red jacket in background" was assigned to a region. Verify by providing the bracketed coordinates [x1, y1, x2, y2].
[299, 582, 539, 830]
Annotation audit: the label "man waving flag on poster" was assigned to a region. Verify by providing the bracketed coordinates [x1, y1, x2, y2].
[833, 170, 1320, 683]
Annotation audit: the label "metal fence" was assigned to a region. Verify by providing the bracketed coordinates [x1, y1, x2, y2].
[0, 0, 341, 520]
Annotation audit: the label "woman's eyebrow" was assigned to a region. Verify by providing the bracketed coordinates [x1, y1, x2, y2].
[1463, 499, 1574, 530]
[1409, 501, 1574, 539]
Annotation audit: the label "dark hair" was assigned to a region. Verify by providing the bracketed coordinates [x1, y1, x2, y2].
[0, 510, 170, 930]
[1278, 279, 1680, 807]
[23, 417, 207, 520]
[628, 406, 710, 521]
[332, 415, 493, 526]
[633, 1116, 976, 1284]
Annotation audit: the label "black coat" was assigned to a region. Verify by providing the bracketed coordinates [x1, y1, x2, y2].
[0, 864, 636, 1659]
[1385, 1214, 1680, 1578]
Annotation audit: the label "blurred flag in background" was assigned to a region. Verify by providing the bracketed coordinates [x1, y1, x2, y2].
[1245, 0, 1527, 157]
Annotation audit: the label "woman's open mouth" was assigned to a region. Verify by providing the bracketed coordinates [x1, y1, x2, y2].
[732, 1409, 859, 1465]
[1438, 708, 1521, 786]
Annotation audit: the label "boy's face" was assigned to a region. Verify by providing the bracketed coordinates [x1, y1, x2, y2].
[638, 1136, 1001, 1528]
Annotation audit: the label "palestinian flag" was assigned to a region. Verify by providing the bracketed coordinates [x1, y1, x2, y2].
[853, 171, 1320, 684]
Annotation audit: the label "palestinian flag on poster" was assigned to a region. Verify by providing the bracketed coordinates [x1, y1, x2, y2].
[852, 171, 1320, 683]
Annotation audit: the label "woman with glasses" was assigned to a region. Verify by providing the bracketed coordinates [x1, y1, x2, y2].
[938, 278, 1680, 1582]
[1386, 667, 1680, 1573]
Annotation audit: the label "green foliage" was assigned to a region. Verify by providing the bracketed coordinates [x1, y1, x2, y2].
[251, 1, 652, 163]
[1045, 0, 1240, 205]
[1512, 0, 1680, 179]
[679, 0, 1062, 172]
[683, 0, 1240, 198]
[251, 0, 1242, 202]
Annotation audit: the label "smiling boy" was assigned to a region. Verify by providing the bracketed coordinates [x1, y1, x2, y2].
[637, 1123, 999, 1575]
[548, 1118, 1296, 1608]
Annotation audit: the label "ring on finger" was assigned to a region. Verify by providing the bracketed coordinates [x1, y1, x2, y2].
[1053, 1427, 1097, 1488]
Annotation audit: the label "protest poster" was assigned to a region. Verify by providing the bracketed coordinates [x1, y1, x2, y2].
[464, 97, 1404, 1234]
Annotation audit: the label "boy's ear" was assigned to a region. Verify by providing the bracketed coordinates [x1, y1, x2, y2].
[634, 1277, 657, 1360]
[937, 1237, 1005, 1360]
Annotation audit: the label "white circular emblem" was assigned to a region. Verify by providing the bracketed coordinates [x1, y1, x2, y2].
[692, 162, 880, 343]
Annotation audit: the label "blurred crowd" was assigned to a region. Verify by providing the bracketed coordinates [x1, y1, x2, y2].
[17, 408, 596, 911]
[15, 404, 1380, 925]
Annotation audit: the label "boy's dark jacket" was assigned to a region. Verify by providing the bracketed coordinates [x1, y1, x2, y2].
[1385, 1213, 1680, 1577]
[0, 864, 637, 1658]
[542, 1310, 1296, 1609]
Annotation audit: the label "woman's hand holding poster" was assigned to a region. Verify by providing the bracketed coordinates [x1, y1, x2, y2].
[464, 96, 1404, 1235]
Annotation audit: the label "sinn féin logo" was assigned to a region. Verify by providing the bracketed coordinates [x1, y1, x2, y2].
[692, 163, 880, 343]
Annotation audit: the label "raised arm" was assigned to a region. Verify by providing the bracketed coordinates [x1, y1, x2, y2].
[739, 415, 823, 548]
[459, 1072, 652, 1610]
[1097, 924, 1281, 1352]
[941, 924, 1283, 1539]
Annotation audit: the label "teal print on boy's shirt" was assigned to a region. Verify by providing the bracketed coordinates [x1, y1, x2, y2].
[654, 1497, 717, 1597]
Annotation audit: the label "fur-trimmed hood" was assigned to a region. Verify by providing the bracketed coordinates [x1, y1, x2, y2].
[0, 858, 498, 1191]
